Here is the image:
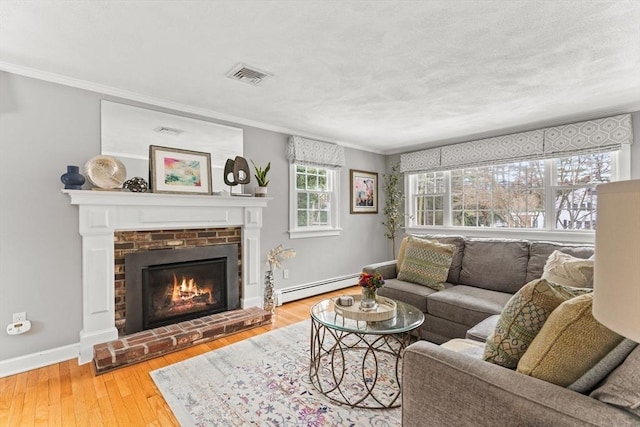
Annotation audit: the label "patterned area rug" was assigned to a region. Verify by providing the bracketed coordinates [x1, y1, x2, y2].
[151, 320, 401, 426]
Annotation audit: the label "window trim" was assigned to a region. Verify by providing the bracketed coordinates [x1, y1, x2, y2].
[404, 147, 631, 244]
[288, 163, 342, 239]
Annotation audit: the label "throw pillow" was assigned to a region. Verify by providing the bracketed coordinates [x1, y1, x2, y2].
[396, 237, 455, 290]
[396, 235, 410, 269]
[517, 293, 624, 387]
[483, 279, 591, 369]
[590, 346, 640, 417]
[541, 250, 594, 288]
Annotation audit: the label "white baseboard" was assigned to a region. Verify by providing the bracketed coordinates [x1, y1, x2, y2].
[0, 343, 79, 378]
[275, 274, 358, 305]
[0, 275, 358, 378]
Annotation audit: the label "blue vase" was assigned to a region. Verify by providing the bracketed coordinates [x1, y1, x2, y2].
[61, 165, 85, 190]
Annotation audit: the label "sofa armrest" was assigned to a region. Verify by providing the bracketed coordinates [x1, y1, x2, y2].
[402, 341, 639, 427]
[362, 260, 397, 279]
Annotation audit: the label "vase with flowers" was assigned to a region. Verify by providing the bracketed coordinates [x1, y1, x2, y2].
[358, 271, 385, 310]
[264, 244, 296, 318]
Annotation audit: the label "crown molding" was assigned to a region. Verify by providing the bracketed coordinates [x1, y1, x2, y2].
[0, 61, 382, 154]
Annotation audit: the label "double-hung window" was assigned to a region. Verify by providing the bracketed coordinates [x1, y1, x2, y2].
[286, 136, 344, 239]
[552, 152, 611, 230]
[289, 164, 340, 238]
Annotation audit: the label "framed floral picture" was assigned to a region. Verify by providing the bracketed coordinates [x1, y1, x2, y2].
[149, 145, 212, 195]
[350, 169, 378, 214]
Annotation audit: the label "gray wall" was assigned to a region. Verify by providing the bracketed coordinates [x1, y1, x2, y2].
[0, 71, 391, 361]
[3, 70, 638, 364]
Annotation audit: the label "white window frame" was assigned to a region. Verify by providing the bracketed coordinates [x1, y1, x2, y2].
[288, 163, 342, 239]
[404, 146, 631, 244]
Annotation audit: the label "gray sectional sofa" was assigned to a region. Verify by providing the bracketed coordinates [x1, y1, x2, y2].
[362, 234, 594, 343]
[402, 340, 640, 426]
[363, 234, 640, 426]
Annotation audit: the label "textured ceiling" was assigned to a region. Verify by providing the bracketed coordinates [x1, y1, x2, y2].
[1, 0, 639, 154]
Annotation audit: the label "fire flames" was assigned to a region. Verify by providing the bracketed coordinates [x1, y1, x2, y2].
[169, 274, 214, 305]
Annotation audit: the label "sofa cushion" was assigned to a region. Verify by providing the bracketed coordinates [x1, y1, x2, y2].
[459, 238, 529, 293]
[483, 279, 591, 369]
[400, 234, 465, 284]
[526, 241, 594, 283]
[541, 250, 594, 288]
[590, 346, 640, 417]
[440, 338, 485, 359]
[377, 278, 445, 312]
[397, 237, 455, 290]
[427, 285, 512, 328]
[517, 293, 624, 387]
[466, 314, 500, 342]
[569, 339, 638, 394]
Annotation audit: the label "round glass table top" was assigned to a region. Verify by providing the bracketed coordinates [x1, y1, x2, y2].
[310, 295, 424, 334]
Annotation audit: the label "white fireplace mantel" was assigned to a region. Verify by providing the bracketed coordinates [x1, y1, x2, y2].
[63, 190, 269, 364]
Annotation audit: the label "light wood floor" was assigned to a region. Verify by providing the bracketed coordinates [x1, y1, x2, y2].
[0, 286, 359, 427]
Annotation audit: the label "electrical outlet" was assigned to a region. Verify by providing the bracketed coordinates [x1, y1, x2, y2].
[283, 269, 289, 279]
[13, 312, 26, 323]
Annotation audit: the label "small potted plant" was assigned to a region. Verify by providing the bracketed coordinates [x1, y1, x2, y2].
[252, 160, 270, 197]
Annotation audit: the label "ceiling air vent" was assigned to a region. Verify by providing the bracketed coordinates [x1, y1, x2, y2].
[226, 63, 273, 86]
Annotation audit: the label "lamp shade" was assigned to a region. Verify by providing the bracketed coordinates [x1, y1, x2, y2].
[593, 180, 640, 343]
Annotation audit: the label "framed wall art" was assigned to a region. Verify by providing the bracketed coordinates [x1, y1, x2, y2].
[350, 169, 378, 214]
[149, 145, 212, 195]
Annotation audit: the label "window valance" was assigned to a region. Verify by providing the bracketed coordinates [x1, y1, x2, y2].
[286, 136, 345, 168]
[400, 147, 440, 173]
[544, 114, 633, 156]
[440, 129, 544, 170]
[400, 114, 633, 173]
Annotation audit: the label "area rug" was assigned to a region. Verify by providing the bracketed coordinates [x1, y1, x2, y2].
[150, 320, 401, 426]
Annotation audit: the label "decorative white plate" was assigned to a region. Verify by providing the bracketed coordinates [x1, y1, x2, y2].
[84, 155, 127, 189]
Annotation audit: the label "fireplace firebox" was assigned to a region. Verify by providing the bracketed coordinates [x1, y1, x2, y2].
[124, 244, 239, 335]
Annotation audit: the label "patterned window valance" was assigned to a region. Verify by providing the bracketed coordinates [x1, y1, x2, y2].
[544, 114, 632, 156]
[286, 136, 345, 168]
[400, 147, 440, 173]
[440, 130, 544, 170]
[401, 114, 633, 173]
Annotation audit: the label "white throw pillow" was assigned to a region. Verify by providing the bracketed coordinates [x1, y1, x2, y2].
[541, 250, 594, 288]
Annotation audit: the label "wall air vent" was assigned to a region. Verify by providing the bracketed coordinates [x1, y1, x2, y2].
[153, 126, 184, 136]
[226, 63, 273, 86]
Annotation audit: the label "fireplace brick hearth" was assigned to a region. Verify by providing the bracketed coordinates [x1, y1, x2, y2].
[93, 306, 272, 373]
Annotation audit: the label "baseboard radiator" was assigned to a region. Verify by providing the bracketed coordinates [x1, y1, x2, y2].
[275, 274, 359, 306]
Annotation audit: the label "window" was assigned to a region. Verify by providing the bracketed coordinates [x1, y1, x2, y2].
[411, 172, 445, 226]
[451, 160, 544, 228]
[553, 152, 611, 230]
[407, 151, 623, 232]
[289, 164, 341, 238]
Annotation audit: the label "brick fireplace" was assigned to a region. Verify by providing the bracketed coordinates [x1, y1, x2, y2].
[64, 190, 269, 365]
[114, 227, 242, 335]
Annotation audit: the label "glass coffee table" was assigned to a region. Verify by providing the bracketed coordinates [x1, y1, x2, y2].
[309, 296, 424, 408]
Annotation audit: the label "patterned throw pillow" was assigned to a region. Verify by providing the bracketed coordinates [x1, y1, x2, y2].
[396, 237, 455, 290]
[396, 235, 410, 269]
[517, 293, 624, 387]
[483, 279, 591, 369]
[541, 250, 594, 288]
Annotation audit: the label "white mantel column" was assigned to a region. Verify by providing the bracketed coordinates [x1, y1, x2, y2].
[242, 206, 264, 308]
[78, 212, 119, 364]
